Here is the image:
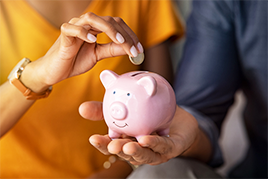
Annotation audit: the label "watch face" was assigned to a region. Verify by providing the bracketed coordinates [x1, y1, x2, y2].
[8, 58, 31, 80]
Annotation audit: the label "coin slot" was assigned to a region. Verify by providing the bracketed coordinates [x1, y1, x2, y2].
[131, 72, 145, 77]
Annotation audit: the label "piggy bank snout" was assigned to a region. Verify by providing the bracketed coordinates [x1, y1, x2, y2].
[109, 102, 128, 120]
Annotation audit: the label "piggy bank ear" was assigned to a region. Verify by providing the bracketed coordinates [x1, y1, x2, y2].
[100, 70, 119, 89]
[137, 76, 157, 96]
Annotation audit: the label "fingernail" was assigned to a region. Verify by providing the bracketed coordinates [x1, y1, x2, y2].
[87, 33, 97, 42]
[116, 33, 125, 44]
[137, 42, 144, 53]
[130, 46, 138, 57]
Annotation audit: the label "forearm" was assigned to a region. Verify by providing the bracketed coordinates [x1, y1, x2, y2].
[0, 61, 47, 137]
[0, 81, 35, 137]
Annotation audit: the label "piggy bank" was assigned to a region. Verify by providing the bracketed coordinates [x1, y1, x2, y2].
[100, 70, 176, 141]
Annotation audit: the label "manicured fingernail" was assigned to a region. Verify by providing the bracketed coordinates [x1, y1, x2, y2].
[87, 33, 97, 42]
[130, 46, 138, 57]
[116, 33, 125, 44]
[137, 42, 144, 53]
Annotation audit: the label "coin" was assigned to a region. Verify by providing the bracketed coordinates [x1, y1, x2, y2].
[129, 52, 144, 65]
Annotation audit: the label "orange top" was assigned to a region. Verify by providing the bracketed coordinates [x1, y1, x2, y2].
[0, 0, 184, 177]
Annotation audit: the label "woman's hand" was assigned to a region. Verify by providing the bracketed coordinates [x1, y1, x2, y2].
[79, 102, 211, 166]
[22, 12, 143, 93]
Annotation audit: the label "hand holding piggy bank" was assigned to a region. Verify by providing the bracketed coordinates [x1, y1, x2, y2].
[100, 70, 176, 141]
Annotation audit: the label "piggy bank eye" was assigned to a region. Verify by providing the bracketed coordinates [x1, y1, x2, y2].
[113, 91, 116, 94]
[127, 93, 131, 96]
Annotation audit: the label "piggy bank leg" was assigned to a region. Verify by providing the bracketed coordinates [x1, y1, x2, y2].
[108, 129, 121, 139]
[157, 128, 170, 137]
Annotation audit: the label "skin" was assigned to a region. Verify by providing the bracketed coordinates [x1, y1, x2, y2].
[1, 13, 138, 178]
[79, 101, 213, 166]
[25, 0, 174, 83]
[1, 1, 174, 178]
[0, 3, 141, 178]
[0, 12, 141, 137]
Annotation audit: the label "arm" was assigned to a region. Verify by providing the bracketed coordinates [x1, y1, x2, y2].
[0, 81, 35, 137]
[0, 13, 143, 138]
[174, 1, 241, 166]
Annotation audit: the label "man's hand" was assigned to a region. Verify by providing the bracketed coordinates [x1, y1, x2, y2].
[79, 102, 211, 166]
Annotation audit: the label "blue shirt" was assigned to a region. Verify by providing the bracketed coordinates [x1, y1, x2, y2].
[174, 0, 267, 178]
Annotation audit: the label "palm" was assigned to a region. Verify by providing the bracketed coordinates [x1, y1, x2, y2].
[82, 104, 199, 166]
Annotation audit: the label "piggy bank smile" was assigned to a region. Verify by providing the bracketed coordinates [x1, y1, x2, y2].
[113, 121, 128, 128]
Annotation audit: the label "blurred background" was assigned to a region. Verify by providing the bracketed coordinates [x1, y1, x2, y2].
[171, 1, 249, 177]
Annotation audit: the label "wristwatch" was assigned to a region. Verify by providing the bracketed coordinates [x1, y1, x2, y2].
[8, 58, 52, 100]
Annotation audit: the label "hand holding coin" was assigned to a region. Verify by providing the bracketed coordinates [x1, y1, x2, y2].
[129, 53, 145, 65]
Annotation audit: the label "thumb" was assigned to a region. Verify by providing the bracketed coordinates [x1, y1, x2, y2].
[79, 101, 104, 121]
[96, 42, 126, 60]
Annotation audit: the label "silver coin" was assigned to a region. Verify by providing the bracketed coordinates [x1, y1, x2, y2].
[129, 53, 144, 65]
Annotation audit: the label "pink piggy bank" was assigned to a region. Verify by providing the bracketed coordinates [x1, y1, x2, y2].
[100, 70, 176, 141]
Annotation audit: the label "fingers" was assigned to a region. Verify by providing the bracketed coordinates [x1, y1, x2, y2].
[122, 141, 164, 165]
[60, 23, 96, 47]
[61, 12, 143, 60]
[79, 101, 103, 121]
[107, 139, 161, 165]
[90, 135, 135, 161]
[74, 13, 123, 42]
[122, 135, 181, 166]
[89, 134, 172, 165]
[112, 16, 144, 53]
[107, 138, 168, 165]
[89, 134, 111, 155]
[102, 16, 143, 54]
[95, 43, 126, 59]
[138, 135, 177, 158]
[107, 138, 133, 154]
[88, 108, 197, 166]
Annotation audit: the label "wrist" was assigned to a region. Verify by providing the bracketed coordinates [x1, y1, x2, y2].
[181, 128, 212, 163]
[20, 60, 51, 93]
[8, 58, 52, 100]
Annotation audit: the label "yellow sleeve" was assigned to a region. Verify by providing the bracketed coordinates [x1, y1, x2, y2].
[139, 0, 185, 49]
